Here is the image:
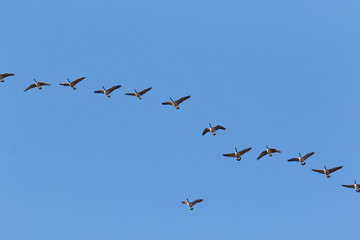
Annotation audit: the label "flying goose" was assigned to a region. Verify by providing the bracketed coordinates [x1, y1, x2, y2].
[223, 147, 252, 161]
[181, 198, 203, 210]
[202, 123, 226, 136]
[287, 152, 315, 165]
[342, 180, 360, 192]
[257, 145, 281, 160]
[59, 77, 85, 90]
[24, 79, 51, 92]
[125, 87, 152, 100]
[161, 95, 190, 109]
[0, 73, 15, 82]
[312, 166, 343, 178]
[94, 85, 121, 97]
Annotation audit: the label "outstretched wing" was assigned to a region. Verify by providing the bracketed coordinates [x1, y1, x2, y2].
[161, 101, 172, 105]
[72, 77, 85, 85]
[270, 148, 281, 153]
[202, 128, 210, 136]
[107, 85, 121, 93]
[139, 87, 152, 96]
[181, 201, 187, 204]
[329, 166, 343, 174]
[257, 151, 267, 160]
[125, 92, 136, 96]
[1, 73, 14, 78]
[175, 95, 190, 105]
[287, 158, 299, 162]
[342, 184, 355, 189]
[312, 169, 325, 174]
[94, 90, 104, 94]
[38, 82, 50, 86]
[303, 152, 315, 160]
[239, 147, 252, 155]
[24, 83, 36, 92]
[191, 199, 203, 206]
[59, 83, 70, 86]
[214, 125, 226, 131]
[223, 153, 236, 157]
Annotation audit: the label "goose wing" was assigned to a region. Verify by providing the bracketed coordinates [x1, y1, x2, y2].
[239, 147, 252, 155]
[139, 87, 152, 96]
[214, 125, 226, 131]
[125, 92, 136, 96]
[181, 201, 188, 205]
[257, 150, 267, 160]
[303, 152, 315, 160]
[24, 83, 36, 92]
[59, 82, 70, 86]
[287, 158, 299, 162]
[312, 169, 325, 174]
[161, 101, 172, 105]
[270, 148, 281, 153]
[342, 184, 355, 189]
[107, 85, 121, 93]
[72, 77, 85, 85]
[175, 95, 190, 105]
[94, 90, 104, 94]
[1, 73, 14, 78]
[223, 153, 236, 157]
[191, 199, 203, 206]
[202, 128, 210, 136]
[328, 166, 343, 173]
[38, 82, 51, 86]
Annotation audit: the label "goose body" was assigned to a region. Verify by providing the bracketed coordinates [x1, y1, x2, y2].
[94, 85, 121, 97]
[288, 152, 315, 165]
[257, 145, 281, 160]
[202, 123, 226, 136]
[223, 147, 252, 161]
[162, 95, 190, 109]
[59, 77, 85, 90]
[24, 79, 51, 92]
[312, 166, 343, 178]
[181, 198, 203, 210]
[125, 87, 152, 100]
[0, 73, 15, 82]
[342, 180, 360, 192]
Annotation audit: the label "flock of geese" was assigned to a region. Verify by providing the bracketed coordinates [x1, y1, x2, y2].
[1, 72, 358, 211]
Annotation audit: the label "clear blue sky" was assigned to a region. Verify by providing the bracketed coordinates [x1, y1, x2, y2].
[1, 1, 359, 239]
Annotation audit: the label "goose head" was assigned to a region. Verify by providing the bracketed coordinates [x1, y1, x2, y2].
[266, 145, 269, 150]
[235, 147, 238, 153]
[299, 153, 302, 158]
[186, 198, 189, 203]
[33, 78, 37, 83]
[102, 86, 106, 90]
[67, 78, 71, 83]
[170, 97, 173, 102]
[209, 123, 212, 128]
[134, 89, 137, 93]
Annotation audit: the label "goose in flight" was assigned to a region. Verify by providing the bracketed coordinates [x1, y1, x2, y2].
[125, 87, 152, 100]
[287, 152, 315, 165]
[202, 123, 226, 136]
[24, 79, 51, 92]
[0, 73, 15, 82]
[94, 85, 121, 97]
[181, 198, 203, 210]
[257, 145, 281, 160]
[312, 166, 343, 178]
[161, 95, 190, 109]
[223, 147, 252, 161]
[59, 77, 85, 90]
[342, 180, 360, 192]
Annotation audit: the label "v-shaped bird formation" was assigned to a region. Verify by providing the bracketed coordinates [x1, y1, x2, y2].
[1, 72, 357, 213]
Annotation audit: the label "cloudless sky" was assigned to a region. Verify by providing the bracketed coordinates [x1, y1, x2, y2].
[1, 1, 360, 239]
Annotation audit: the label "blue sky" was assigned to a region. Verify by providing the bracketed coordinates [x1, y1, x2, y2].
[1, 0, 359, 239]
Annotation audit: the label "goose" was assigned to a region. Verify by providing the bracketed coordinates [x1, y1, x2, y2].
[59, 77, 85, 90]
[0, 73, 15, 82]
[287, 152, 315, 165]
[202, 123, 226, 136]
[257, 145, 281, 160]
[94, 85, 121, 97]
[181, 198, 203, 210]
[342, 180, 360, 192]
[24, 79, 51, 92]
[125, 87, 152, 100]
[312, 166, 343, 178]
[223, 147, 252, 161]
[161, 95, 190, 109]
